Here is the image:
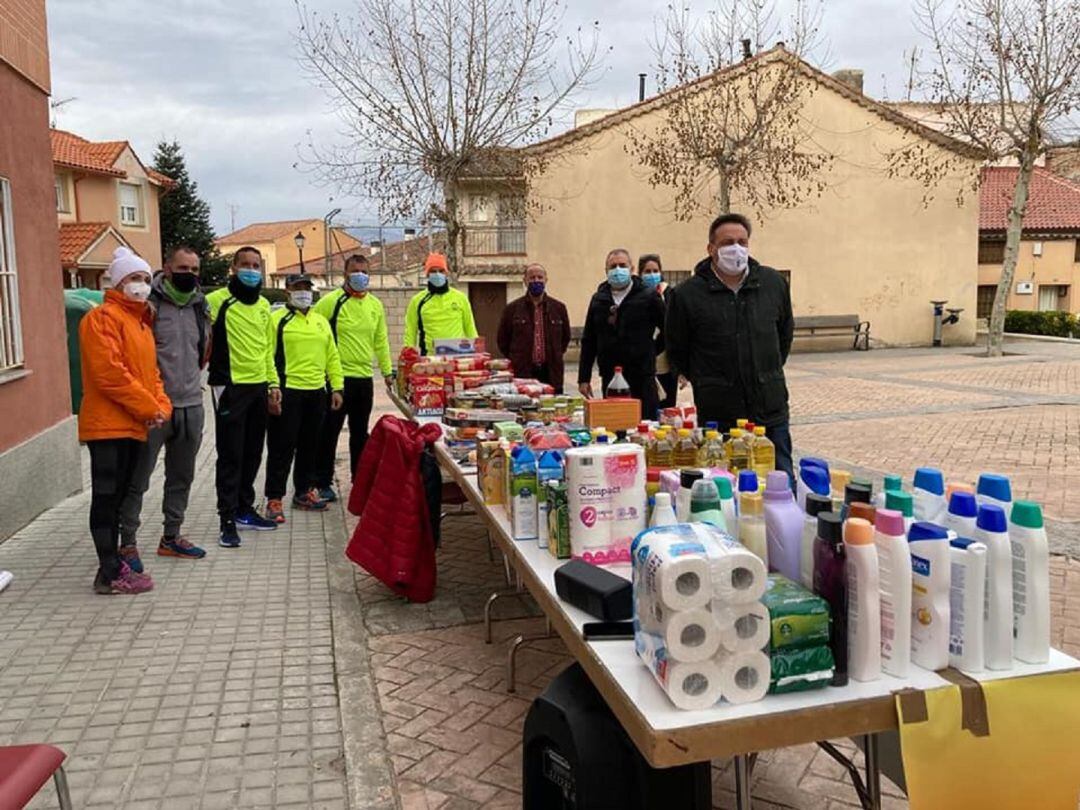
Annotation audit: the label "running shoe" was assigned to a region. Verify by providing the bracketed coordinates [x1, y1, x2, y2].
[293, 489, 329, 511]
[317, 486, 338, 503]
[218, 521, 242, 548]
[235, 509, 278, 531]
[119, 545, 144, 574]
[265, 499, 286, 524]
[93, 563, 153, 595]
[158, 536, 206, 559]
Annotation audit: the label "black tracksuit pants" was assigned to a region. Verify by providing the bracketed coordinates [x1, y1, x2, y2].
[266, 388, 327, 500]
[315, 376, 374, 487]
[213, 382, 268, 524]
[88, 438, 143, 582]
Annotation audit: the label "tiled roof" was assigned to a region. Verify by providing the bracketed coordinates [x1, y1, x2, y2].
[367, 232, 447, 273]
[216, 219, 319, 245]
[50, 130, 126, 177]
[58, 222, 110, 268]
[979, 166, 1080, 232]
[274, 247, 372, 276]
[146, 168, 177, 189]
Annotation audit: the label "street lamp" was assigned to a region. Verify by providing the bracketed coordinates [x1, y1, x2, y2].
[294, 231, 306, 276]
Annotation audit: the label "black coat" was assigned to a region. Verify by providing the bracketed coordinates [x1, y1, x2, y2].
[496, 294, 572, 392]
[578, 276, 665, 386]
[665, 256, 794, 428]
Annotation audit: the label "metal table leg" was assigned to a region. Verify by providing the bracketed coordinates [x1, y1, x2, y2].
[864, 733, 882, 810]
[505, 618, 554, 693]
[733, 754, 753, 810]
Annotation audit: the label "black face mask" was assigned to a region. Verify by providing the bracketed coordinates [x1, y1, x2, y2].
[170, 272, 198, 293]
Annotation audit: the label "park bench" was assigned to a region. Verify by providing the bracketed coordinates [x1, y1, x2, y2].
[793, 314, 871, 351]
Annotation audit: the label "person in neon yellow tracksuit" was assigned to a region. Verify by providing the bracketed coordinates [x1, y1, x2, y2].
[206, 246, 282, 547]
[263, 274, 344, 524]
[312, 254, 393, 501]
[403, 252, 478, 354]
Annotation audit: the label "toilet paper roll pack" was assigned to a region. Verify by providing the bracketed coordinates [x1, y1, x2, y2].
[632, 528, 713, 613]
[715, 649, 772, 705]
[713, 601, 771, 654]
[566, 444, 646, 565]
[637, 604, 722, 663]
[701, 525, 768, 604]
[637, 632, 726, 710]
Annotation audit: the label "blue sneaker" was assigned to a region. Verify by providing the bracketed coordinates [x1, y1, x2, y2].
[218, 521, 241, 548]
[317, 486, 338, 503]
[119, 545, 144, 573]
[236, 509, 278, 531]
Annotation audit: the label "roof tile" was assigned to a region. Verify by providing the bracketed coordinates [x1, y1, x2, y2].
[50, 130, 127, 177]
[980, 166, 1080, 232]
[58, 222, 110, 267]
[216, 219, 320, 245]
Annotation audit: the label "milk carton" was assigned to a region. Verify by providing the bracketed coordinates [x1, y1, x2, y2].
[536, 450, 565, 548]
[509, 446, 539, 542]
[908, 521, 951, 671]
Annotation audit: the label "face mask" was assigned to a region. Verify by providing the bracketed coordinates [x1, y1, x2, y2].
[347, 272, 369, 292]
[642, 272, 662, 290]
[237, 269, 262, 288]
[527, 280, 545, 297]
[714, 244, 749, 277]
[170, 272, 197, 293]
[427, 272, 447, 288]
[607, 266, 631, 288]
[123, 280, 151, 303]
[290, 290, 313, 309]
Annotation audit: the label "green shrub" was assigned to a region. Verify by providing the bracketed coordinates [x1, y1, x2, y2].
[1004, 309, 1078, 337]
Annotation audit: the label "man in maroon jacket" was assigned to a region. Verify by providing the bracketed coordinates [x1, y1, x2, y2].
[497, 263, 571, 392]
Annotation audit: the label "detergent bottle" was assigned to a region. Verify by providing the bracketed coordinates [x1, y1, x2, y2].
[801, 493, 833, 589]
[974, 504, 1013, 670]
[908, 521, 951, 671]
[913, 467, 947, 523]
[714, 475, 738, 536]
[1009, 501, 1050, 664]
[738, 492, 767, 566]
[689, 479, 725, 526]
[649, 492, 678, 528]
[874, 509, 912, 677]
[797, 462, 832, 512]
[873, 474, 903, 510]
[676, 469, 704, 523]
[764, 470, 803, 583]
[948, 537, 987, 672]
[976, 473, 1012, 513]
[943, 491, 978, 538]
[813, 511, 848, 686]
[886, 490, 915, 534]
[844, 517, 882, 682]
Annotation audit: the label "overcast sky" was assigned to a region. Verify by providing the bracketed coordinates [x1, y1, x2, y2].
[48, 0, 923, 236]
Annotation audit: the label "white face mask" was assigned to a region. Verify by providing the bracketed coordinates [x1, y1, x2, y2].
[714, 244, 749, 277]
[123, 280, 151, 302]
[290, 290, 313, 309]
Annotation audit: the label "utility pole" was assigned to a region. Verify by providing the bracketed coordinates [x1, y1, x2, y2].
[228, 204, 239, 233]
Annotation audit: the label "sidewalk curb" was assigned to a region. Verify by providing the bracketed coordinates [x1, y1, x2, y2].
[324, 496, 399, 810]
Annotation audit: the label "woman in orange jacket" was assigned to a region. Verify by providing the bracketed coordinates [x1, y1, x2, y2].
[78, 247, 172, 594]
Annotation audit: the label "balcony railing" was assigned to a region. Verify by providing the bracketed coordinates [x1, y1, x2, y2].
[463, 225, 526, 257]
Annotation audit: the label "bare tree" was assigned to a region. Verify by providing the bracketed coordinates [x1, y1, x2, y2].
[901, 0, 1080, 357]
[295, 0, 602, 277]
[625, 0, 833, 219]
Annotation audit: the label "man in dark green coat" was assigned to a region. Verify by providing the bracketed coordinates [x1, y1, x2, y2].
[665, 212, 795, 481]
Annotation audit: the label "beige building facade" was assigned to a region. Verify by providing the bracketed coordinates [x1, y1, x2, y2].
[215, 218, 363, 287]
[52, 129, 171, 286]
[460, 50, 983, 348]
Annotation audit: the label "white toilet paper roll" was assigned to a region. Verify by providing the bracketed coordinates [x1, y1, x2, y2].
[704, 530, 768, 604]
[716, 649, 771, 705]
[636, 538, 712, 613]
[713, 602, 770, 653]
[639, 606, 721, 663]
[659, 659, 725, 711]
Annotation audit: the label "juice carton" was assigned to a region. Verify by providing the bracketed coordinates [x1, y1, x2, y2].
[477, 441, 507, 505]
[546, 480, 571, 558]
[509, 446, 539, 541]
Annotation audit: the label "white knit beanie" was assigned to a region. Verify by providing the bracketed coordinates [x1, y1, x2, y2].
[108, 247, 150, 286]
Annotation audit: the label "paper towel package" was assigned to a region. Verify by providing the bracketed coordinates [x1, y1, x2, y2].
[566, 444, 645, 564]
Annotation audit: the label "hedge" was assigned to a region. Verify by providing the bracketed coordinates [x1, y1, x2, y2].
[1003, 309, 1078, 338]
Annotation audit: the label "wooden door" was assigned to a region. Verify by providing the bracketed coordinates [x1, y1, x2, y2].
[468, 282, 507, 357]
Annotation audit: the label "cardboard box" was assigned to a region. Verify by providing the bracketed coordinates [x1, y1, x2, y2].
[434, 337, 486, 355]
[410, 376, 446, 416]
[546, 481, 571, 558]
[585, 398, 641, 432]
[477, 442, 507, 505]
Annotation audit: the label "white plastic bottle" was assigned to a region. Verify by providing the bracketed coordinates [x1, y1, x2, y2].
[1009, 501, 1051, 664]
[676, 469, 703, 523]
[873, 474, 903, 510]
[948, 538, 987, 672]
[908, 521, 951, 671]
[844, 517, 882, 682]
[943, 491, 978, 538]
[886, 490, 915, 535]
[874, 509, 912, 678]
[738, 492, 768, 566]
[801, 493, 833, 590]
[649, 492, 678, 528]
[975, 504, 1014, 670]
[714, 476, 738, 537]
[912, 467, 946, 523]
[976, 473, 1012, 513]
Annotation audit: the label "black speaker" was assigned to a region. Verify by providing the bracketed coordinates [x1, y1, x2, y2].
[522, 662, 711, 809]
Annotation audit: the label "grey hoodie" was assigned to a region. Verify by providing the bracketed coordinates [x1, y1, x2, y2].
[148, 272, 210, 408]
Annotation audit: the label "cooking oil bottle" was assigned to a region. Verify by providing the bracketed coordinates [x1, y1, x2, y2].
[673, 428, 698, 468]
[702, 430, 726, 468]
[649, 429, 674, 468]
[726, 428, 749, 472]
[752, 426, 775, 479]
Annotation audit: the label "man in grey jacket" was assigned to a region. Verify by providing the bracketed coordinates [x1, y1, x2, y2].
[118, 245, 211, 569]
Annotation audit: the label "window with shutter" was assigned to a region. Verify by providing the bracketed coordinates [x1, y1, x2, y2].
[118, 182, 142, 226]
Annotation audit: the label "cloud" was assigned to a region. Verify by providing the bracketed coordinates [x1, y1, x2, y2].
[48, 0, 922, 235]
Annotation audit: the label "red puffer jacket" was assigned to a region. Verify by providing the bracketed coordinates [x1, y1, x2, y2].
[346, 415, 443, 602]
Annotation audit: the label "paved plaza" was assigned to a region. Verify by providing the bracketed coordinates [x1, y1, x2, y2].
[1, 337, 1079, 809]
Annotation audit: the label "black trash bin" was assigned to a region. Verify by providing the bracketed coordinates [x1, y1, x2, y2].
[523, 662, 711, 810]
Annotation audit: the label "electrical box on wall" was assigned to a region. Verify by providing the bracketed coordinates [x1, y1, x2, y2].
[1032, 242, 1044, 257]
[1016, 281, 1034, 294]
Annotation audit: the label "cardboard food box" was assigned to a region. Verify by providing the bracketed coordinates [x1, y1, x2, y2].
[477, 441, 507, 505]
[410, 375, 446, 416]
[434, 337, 486, 355]
[546, 480, 571, 558]
[585, 398, 641, 432]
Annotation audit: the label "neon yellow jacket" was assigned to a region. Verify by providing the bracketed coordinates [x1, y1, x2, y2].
[313, 289, 392, 378]
[206, 287, 278, 386]
[403, 286, 478, 353]
[270, 306, 344, 391]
